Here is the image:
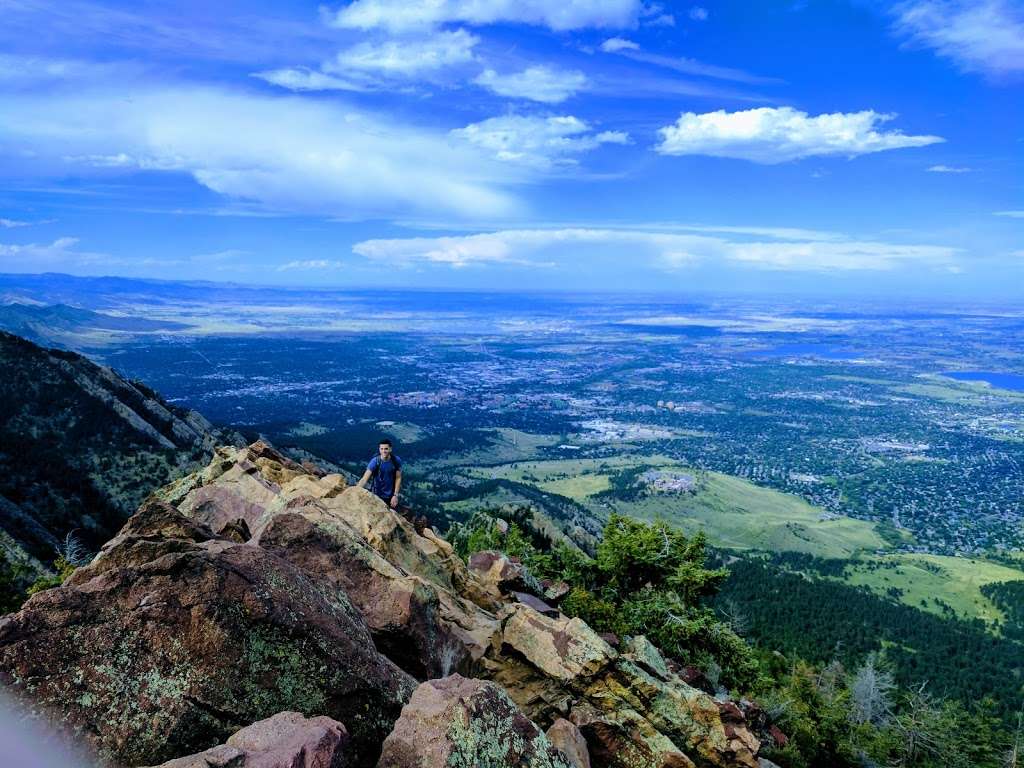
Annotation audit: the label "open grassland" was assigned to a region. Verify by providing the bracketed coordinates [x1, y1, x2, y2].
[462, 455, 886, 558]
[897, 377, 1024, 404]
[623, 471, 887, 558]
[839, 554, 1024, 627]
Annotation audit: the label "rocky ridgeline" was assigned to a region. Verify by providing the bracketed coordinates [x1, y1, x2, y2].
[0, 442, 774, 768]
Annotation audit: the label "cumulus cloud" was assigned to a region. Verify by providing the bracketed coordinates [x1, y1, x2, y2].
[927, 164, 971, 172]
[892, 0, 1024, 77]
[689, 7, 709, 21]
[351, 227, 959, 272]
[655, 107, 943, 163]
[450, 115, 629, 169]
[327, 0, 642, 32]
[0, 85, 524, 220]
[474, 66, 587, 103]
[0, 218, 31, 228]
[600, 37, 640, 52]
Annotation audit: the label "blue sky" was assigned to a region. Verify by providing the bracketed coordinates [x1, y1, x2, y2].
[0, 0, 1022, 298]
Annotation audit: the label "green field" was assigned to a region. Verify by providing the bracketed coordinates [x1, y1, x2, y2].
[839, 554, 1024, 626]
[624, 472, 888, 558]
[464, 455, 887, 559]
[443, 448, 1024, 629]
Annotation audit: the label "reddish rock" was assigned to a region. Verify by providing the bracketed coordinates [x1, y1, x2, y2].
[598, 632, 620, 648]
[546, 718, 591, 768]
[0, 501, 414, 768]
[513, 591, 560, 618]
[253, 505, 472, 680]
[768, 725, 789, 748]
[377, 675, 572, 768]
[679, 666, 715, 695]
[146, 711, 351, 768]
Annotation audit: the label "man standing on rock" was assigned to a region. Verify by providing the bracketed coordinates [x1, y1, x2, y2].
[356, 438, 402, 509]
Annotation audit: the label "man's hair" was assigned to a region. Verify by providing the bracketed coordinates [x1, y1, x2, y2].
[379, 438, 393, 447]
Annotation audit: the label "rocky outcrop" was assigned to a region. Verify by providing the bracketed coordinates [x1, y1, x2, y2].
[484, 606, 760, 768]
[0, 441, 766, 768]
[0, 500, 413, 767]
[145, 711, 351, 768]
[377, 675, 572, 768]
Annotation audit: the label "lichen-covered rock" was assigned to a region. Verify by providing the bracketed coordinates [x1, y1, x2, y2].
[145, 711, 350, 768]
[252, 502, 474, 680]
[164, 445, 500, 677]
[377, 675, 573, 768]
[498, 604, 617, 684]
[546, 718, 591, 768]
[485, 609, 759, 768]
[0, 501, 414, 767]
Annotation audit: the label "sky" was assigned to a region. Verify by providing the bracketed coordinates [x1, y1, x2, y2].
[0, 0, 1022, 298]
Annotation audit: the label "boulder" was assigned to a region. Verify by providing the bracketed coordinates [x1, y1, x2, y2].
[0, 501, 414, 768]
[484, 607, 759, 768]
[146, 711, 350, 768]
[512, 591, 560, 618]
[542, 581, 571, 605]
[252, 502, 475, 680]
[377, 675, 572, 768]
[546, 718, 591, 768]
[468, 551, 544, 599]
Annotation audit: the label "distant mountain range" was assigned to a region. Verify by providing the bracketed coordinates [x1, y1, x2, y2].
[0, 302, 189, 347]
[0, 331, 241, 576]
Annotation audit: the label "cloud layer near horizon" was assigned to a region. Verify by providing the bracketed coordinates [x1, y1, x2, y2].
[351, 227, 959, 272]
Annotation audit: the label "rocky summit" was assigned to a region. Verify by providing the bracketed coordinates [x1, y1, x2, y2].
[0, 441, 765, 768]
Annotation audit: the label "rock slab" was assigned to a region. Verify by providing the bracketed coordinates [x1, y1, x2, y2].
[377, 675, 573, 768]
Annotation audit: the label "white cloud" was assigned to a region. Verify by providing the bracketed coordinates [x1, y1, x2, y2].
[352, 227, 959, 272]
[655, 107, 943, 163]
[256, 30, 479, 92]
[927, 164, 971, 172]
[892, 1, 1024, 76]
[994, 210, 1024, 218]
[600, 37, 640, 52]
[473, 66, 587, 103]
[277, 259, 345, 271]
[0, 218, 31, 228]
[450, 115, 629, 169]
[253, 67, 368, 92]
[327, 0, 642, 32]
[0, 85, 524, 220]
[689, 7, 709, 21]
[598, 44, 781, 85]
[327, 29, 479, 77]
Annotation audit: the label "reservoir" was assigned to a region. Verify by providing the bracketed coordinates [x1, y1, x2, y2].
[941, 371, 1024, 392]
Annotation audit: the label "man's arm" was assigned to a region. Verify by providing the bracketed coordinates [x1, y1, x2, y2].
[355, 469, 373, 489]
[391, 470, 402, 508]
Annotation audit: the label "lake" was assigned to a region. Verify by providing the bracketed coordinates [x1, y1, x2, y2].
[941, 371, 1024, 392]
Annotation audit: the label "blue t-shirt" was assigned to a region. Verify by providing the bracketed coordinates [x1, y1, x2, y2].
[367, 455, 402, 501]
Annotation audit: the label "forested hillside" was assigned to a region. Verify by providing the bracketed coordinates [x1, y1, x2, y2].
[0, 331, 240, 599]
